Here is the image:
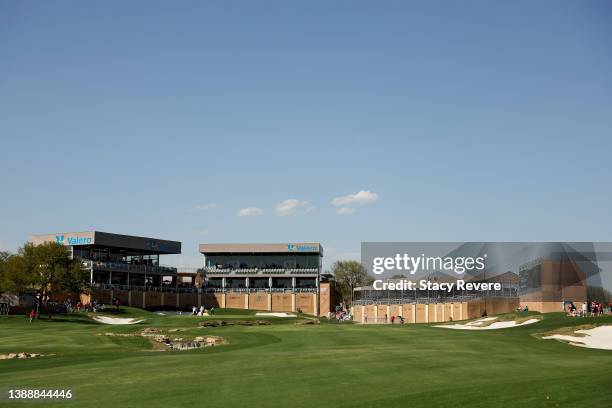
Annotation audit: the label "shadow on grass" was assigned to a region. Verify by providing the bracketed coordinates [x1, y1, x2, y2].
[40, 315, 100, 325]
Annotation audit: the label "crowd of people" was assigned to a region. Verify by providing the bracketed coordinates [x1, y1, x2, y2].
[185, 305, 215, 316]
[328, 306, 352, 322]
[567, 300, 609, 317]
[27, 298, 106, 322]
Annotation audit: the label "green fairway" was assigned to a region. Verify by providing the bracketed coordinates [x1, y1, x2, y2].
[1, 309, 611, 408]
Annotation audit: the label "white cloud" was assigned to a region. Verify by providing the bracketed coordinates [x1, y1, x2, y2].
[275, 199, 313, 216]
[337, 207, 357, 215]
[193, 203, 217, 211]
[332, 190, 379, 207]
[237, 207, 264, 217]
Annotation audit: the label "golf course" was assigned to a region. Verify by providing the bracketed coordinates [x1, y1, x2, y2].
[1, 308, 611, 407]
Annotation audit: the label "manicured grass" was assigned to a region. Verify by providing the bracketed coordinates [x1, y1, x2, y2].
[1, 309, 611, 407]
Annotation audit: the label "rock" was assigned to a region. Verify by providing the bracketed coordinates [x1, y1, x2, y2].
[141, 327, 162, 336]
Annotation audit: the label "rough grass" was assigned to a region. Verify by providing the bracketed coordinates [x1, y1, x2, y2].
[1, 309, 611, 407]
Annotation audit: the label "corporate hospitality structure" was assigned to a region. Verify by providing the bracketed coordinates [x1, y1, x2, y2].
[27, 233, 333, 316]
[29, 231, 183, 308]
[199, 243, 332, 316]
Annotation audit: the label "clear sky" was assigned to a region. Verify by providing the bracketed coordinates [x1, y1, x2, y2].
[1, 1, 611, 269]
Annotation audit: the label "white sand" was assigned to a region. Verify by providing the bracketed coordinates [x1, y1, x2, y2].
[436, 318, 540, 330]
[542, 326, 612, 350]
[464, 317, 497, 327]
[255, 312, 296, 318]
[93, 316, 144, 325]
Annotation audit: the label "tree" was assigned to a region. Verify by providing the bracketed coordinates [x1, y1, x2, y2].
[331, 260, 373, 307]
[0, 251, 11, 292]
[2, 242, 88, 311]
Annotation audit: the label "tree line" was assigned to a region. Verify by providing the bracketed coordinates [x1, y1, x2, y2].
[0, 242, 88, 310]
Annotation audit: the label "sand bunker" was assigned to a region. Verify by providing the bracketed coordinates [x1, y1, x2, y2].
[93, 316, 144, 325]
[542, 326, 612, 350]
[255, 312, 296, 318]
[436, 317, 540, 330]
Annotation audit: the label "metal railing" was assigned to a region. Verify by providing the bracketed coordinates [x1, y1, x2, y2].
[203, 267, 318, 276]
[87, 261, 177, 275]
[90, 283, 319, 294]
[92, 283, 182, 293]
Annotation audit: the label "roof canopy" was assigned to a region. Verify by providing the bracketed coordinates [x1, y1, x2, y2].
[29, 231, 181, 255]
[199, 243, 322, 255]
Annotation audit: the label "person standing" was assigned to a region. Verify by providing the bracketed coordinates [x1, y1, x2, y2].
[29, 309, 36, 323]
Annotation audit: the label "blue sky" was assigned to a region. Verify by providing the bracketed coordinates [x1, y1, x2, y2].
[1, 1, 611, 269]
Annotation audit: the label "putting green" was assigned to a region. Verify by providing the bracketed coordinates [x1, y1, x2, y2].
[1, 308, 611, 407]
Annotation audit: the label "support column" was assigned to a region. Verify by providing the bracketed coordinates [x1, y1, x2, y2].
[459, 303, 463, 321]
[386, 305, 390, 323]
[292, 293, 296, 312]
[361, 305, 365, 323]
[315, 277, 320, 316]
[434, 304, 438, 323]
[268, 276, 273, 311]
[222, 292, 226, 308]
[128, 290, 132, 307]
[176, 292, 180, 308]
[312, 293, 316, 315]
[245, 293, 249, 310]
[399, 304, 403, 319]
[161, 292, 165, 307]
[142, 291, 146, 309]
[412, 304, 416, 324]
[222, 277, 226, 292]
[374, 305, 378, 324]
[442, 303, 445, 321]
[425, 303, 429, 323]
[291, 277, 296, 292]
[451, 303, 454, 320]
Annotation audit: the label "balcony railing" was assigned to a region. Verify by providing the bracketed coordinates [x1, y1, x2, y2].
[90, 283, 319, 294]
[86, 261, 177, 275]
[203, 267, 318, 276]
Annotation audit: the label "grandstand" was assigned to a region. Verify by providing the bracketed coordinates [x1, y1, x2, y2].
[352, 272, 519, 324]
